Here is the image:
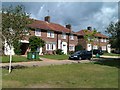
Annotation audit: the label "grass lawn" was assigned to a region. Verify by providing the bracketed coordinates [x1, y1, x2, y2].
[40, 55, 69, 60]
[1, 55, 41, 63]
[2, 63, 118, 88]
[103, 53, 119, 56]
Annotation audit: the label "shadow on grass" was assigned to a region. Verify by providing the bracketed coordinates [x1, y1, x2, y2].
[93, 57, 120, 68]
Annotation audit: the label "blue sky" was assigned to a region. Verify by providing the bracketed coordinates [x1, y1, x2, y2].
[2, 2, 118, 35]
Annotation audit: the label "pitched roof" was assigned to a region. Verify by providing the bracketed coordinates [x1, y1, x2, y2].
[76, 30, 108, 38]
[27, 19, 71, 33]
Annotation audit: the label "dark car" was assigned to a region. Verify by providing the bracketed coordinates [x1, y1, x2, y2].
[92, 49, 103, 55]
[69, 50, 92, 60]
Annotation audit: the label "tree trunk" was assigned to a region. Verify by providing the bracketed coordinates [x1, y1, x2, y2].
[91, 45, 93, 62]
[9, 48, 12, 73]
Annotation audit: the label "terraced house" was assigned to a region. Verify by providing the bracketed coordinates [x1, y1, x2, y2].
[76, 27, 111, 53]
[4, 16, 111, 55]
[20, 16, 78, 55]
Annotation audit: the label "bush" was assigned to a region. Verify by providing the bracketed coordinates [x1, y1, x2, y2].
[56, 49, 64, 55]
[68, 51, 74, 55]
[75, 44, 83, 51]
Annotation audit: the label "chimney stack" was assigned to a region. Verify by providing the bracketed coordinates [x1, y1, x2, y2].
[87, 26, 92, 30]
[44, 16, 50, 23]
[66, 24, 71, 30]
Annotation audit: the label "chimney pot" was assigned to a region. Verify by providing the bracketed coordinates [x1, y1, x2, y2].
[44, 16, 50, 22]
[66, 24, 71, 30]
[87, 26, 92, 30]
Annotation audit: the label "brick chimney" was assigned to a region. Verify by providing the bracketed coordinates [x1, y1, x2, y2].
[66, 24, 71, 30]
[44, 16, 50, 23]
[87, 26, 92, 30]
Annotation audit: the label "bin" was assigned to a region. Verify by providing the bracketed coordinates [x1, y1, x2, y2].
[96, 53, 100, 58]
[27, 52, 39, 60]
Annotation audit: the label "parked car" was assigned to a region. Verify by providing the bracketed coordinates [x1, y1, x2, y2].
[92, 49, 103, 55]
[69, 50, 92, 60]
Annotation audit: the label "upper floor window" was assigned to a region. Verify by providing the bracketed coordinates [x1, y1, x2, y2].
[104, 39, 107, 42]
[70, 34, 74, 40]
[35, 29, 41, 36]
[101, 39, 103, 42]
[47, 31, 54, 38]
[23, 29, 29, 35]
[61, 33, 66, 39]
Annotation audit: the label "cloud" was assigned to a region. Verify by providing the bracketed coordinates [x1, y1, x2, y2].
[2, 2, 118, 35]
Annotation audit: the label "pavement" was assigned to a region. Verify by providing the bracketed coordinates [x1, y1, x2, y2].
[1, 55, 119, 69]
[0, 57, 92, 69]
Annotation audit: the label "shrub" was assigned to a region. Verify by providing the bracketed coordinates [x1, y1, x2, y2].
[75, 44, 83, 51]
[56, 49, 64, 55]
[29, 36, 45, 52]
[68, 51, 74, 55]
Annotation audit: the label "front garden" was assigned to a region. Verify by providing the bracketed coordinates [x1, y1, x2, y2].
[2, 62, 118, 88]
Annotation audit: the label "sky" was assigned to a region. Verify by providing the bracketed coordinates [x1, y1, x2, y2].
[2, 2, 118, 35]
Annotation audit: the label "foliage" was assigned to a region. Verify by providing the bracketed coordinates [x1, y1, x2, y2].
[83, 29, 97, 60]
[13, 40, 22, 55]
[56, 49, 64, 55]
[75, 44, 83, 51]
[29, 36, 45, 52]
[68, 51, 74, 55]
[105, 21, 120, 50]
[2, 5, 32, 48]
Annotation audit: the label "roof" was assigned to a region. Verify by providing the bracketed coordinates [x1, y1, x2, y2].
[27, 19, 71, 33]
[76, 30, 108, 38]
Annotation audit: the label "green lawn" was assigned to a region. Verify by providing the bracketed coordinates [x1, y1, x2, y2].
[40, 55, 69, 60]
[103, 53, 119, 56]
[1, 55, 41, 63]
[2, 63, 118, 88]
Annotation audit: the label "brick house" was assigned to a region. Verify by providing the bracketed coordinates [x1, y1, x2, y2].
[76, 27, 111, 53]
[20, 16, 78, 55]
[4, 16, 111, 55]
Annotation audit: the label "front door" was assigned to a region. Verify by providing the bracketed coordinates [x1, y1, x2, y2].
[62, 42, 67, 54]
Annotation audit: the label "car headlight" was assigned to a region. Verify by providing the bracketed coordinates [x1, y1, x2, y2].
[74, 56, 78, 57]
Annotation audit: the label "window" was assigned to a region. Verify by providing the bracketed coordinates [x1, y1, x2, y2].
[35, 29, 41, 36]
[69, 45, 75, 51]
[101, 39, 103, 42]
[93, 45, 98, 49]
[23, 29, 29, 35]
[47, 31, 54, 38]
[102, 46, 106, 50]
[70, 34, 74, 40]
[61, 33, 66, 39]
[104, 39, 106, 42]
[46, 43, 56, 50]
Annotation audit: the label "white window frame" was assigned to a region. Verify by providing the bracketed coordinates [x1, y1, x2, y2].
[35, 29, 41, 36]
[69, 45, 75, 51]
[47, 31, 54, 38]
[61, 32, 66, 39]
[23, 29, 29, 35]
[102, 46, 106, 50]
[101, 39, 103, 42]
[70, 34, 74, 40]
[46, 43, 56, 51]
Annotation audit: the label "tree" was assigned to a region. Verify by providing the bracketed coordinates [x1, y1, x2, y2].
[29, 36, 45, 52]
[83, 29, 97, 60]
[2, 5, 32, 73]
[105, 21, 120, 50]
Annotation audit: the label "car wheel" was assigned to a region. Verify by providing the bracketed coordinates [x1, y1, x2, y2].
[79, 57, 82, 60]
